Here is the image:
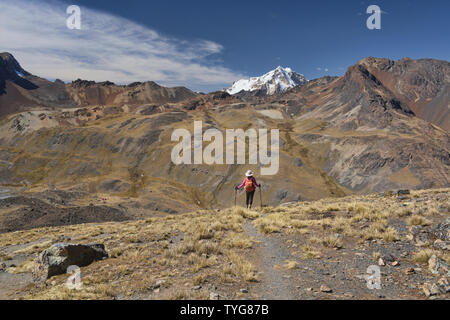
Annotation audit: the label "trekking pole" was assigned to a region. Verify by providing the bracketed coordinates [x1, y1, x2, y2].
[259, 186, 263, 209]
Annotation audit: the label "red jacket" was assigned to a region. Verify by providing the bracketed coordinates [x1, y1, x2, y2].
[237, 177, 260, 190]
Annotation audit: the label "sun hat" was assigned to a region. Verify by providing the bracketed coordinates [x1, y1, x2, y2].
[245, 170, 254, 177]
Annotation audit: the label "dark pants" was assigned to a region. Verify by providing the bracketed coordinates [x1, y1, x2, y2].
[246, 190, 255, 208]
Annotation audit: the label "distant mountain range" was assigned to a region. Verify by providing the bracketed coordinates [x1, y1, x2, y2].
[1, 53, 448, 130]
[0, 52, 197, 117]
[227, 66, 307, 95]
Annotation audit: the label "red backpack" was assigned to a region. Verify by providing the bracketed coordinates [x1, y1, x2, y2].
[244, 178, 255, 192]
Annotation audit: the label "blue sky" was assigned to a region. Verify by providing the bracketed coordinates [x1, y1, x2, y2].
[1, 0, 449, 92]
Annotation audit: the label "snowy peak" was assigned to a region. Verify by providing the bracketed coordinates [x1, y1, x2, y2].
[227, 66, 307, 95]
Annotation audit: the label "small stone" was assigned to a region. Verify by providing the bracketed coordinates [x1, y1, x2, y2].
[192, 285, 202, 290]
[152, 279, 165, 289]
[422, 284, 431, 297]
[433, 239, 448, 251]
[430, 284, 441, 296]
[240, 288, 248, 293]
[392, 261, 399, 267]
[406, 267, 415, 275]
[378, 258, 385, 266]
[209, 292, 220, 300]
[56, 235, 71, 242]
[382, 254, 396, 263]
[437, 277, 450, 293]
[320, 285, 332, 293]
[427, 255, 448, 275]
[306, 287, 313, 292]
[423, 283, 440, 297]
[153, 288, 160, 293]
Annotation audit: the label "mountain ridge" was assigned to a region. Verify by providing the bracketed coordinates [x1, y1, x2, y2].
[0, 53, 448, 214]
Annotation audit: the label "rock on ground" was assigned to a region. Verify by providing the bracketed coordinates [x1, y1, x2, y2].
[33, 243, 108, 280]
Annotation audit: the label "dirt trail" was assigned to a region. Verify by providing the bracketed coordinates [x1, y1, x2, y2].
[243, 220, 299, 300]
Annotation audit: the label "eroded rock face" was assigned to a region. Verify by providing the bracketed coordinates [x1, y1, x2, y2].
[33, 243, 108, 280]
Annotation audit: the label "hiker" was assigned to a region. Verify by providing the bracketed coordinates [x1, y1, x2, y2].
[235, 170, 261, 209]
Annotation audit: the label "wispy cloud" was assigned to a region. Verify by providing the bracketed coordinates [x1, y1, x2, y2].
[0, 0, 243, 92]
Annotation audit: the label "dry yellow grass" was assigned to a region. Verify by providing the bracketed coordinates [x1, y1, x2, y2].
[0, 206, 259, 300]
[413, 249, 437, 264]
[7, 260, 35, 274]
[1, 188, 448, 300]
[301, 245, 321, 259]
[407, 215, 431, 226]
[232, 207, 259, 219]
[283, 260, 299, 270]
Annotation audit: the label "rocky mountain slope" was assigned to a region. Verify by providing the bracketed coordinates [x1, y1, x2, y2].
[357, 57, 450, 131]
[0, 52, 197, 117]
[66, 79, 197, 108]
[0, 53, 448, 220]
[0, 52, 77, 116]
[276, 59, 450, 192]
[227, 66, 307, 95]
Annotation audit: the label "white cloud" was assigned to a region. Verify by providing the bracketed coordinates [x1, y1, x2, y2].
[0, 0, 243, 92]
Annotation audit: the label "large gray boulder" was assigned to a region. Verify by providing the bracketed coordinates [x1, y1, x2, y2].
[33, 243, 108, 280]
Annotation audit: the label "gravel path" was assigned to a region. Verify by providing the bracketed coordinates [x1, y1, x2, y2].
[243, 220, 299, 300]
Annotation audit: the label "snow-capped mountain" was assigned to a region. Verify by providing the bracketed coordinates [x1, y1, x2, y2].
[227, 66, 307, 95]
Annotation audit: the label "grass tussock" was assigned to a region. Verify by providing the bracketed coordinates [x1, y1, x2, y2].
[413, 249, 437, 264]
[283, 260, 299, 270]
[232, 207, 259, 220]
[301, 245, 321, 259]
[226, 250, 258, 282]
[407, 215, 431, 226]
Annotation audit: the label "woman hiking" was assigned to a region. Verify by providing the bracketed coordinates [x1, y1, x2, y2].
[235, 170, 261, 209]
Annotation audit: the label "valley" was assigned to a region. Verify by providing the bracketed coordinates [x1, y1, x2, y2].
[0, 52, 448, 300]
